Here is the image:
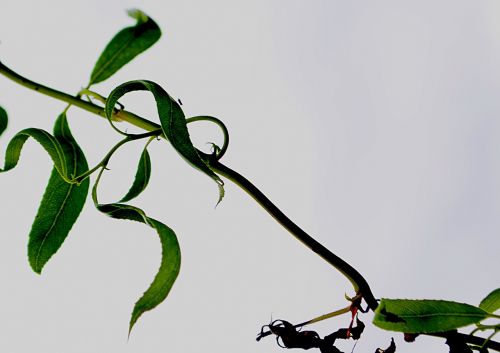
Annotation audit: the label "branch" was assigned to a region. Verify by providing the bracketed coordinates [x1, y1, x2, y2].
[0, 61, 158, 132]
[2, 61, 499, 352]
[0, 59, 378, 309]
[209, 160, 378, 310]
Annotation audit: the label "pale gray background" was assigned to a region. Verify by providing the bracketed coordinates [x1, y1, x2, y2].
[0, 1, 499, 352]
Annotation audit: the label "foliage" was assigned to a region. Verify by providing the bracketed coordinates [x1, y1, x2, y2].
[373, 298, 491, 333]
[0, 9, 185, 333]
[0, 8, 498, 352]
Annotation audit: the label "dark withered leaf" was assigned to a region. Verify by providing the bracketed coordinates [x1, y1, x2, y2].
[375, 338, 396, 353]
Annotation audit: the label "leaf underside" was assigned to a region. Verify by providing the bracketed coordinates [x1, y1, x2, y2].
[93, 147, 180, 334]
[373, 298, 489, 334]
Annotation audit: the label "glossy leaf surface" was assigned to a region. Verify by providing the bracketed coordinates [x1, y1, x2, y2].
[479, 288, 500, 314]
[27, 114, 89, 273]
[373, 298, 489, 333]
[89, 9, 161, 85]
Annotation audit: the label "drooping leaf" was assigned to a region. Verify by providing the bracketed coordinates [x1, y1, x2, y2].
[105, 80, 224, 201]
[92, 169, 180, 334]
[479, 288, 500, 314]
[373, 299, 489, 333]
[27, 113, 89, 273]
[0, 127, 68, 178]
[129, 217, 180, 333]
[89, 9, 161, 85]
[119, 144, 151, 202]
[0, 106, 7, 136]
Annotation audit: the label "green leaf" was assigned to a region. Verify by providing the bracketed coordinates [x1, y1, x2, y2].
[1, 127, 67, 178]
[373, 298, 489, 333]
[0, 106, 7, 136]
[89, 9, 161, 85]
[129, 217, 180, 333]
[479, 288, 500, 314]
[0, 113, 89, 273]
[105, 80, 224, 201]
[119, 144, 151, 202]
[27, 114, 89, 273]
[92, 170, 180, 334]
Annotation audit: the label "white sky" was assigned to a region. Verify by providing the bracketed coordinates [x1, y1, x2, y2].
[0, 1, 499, 353]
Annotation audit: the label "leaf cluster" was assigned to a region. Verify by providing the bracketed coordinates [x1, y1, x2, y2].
[0, 9, 224, 333]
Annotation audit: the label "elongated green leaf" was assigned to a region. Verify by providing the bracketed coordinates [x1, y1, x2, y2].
[89, 9, 161, 85]
[92, 172, 180, 334]
[129, 217, 180, 333]
[0, 106, 7, 136]
[27, 114, 89, 273]
[479, 288, 500, 314]
[119, 145, 151, 202]
[105, 80, 224, 200]
[0, 113, 89, 272]
[373, 299, 489, 333]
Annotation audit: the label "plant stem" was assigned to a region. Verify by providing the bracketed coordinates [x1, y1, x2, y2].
[2, 60, 500, 352]
[209, 160, 378, 310]
[0, 61, 158, 132]
[0, 60, 377, 308]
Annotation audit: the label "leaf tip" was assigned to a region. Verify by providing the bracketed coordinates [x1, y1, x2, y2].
[29, 260, 43, 275]
[127, 8, 148, 24]
[128, 309, 142, 337]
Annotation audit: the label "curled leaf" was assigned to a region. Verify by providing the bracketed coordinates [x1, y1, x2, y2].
[0, 127, 67, 177]
[92, 167, 180, 334]
[373, 299, 489, 334]
[261, 320, 320, 349]
[105, 80, 224, 201]
[89, 9, 161, 85]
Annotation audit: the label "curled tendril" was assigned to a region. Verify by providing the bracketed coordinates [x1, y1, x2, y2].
[186, 115, 229, 161]
[72, 128, 161, 184]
